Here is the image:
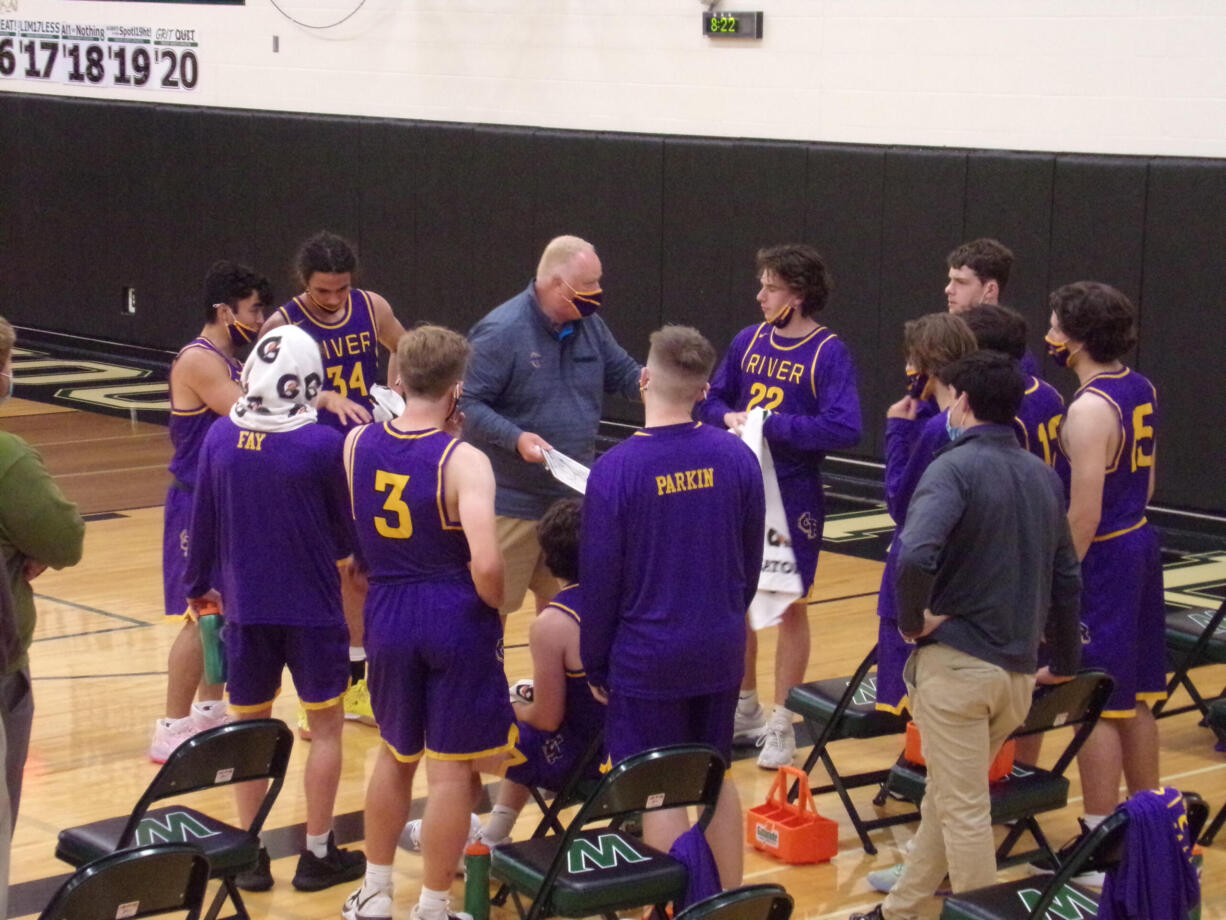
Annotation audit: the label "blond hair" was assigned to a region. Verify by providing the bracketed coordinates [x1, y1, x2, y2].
[536, 235, 594, 283]
[396, 324, 470, 398]
[647, 325, 715, 403]
[0, 316, 14, 366]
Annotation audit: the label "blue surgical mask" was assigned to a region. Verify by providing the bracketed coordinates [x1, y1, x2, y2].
[944, 407, 963, 442]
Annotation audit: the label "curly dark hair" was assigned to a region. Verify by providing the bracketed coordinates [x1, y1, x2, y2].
[960, 303, 1028, 361]
[947, 238, 1014, 293]
[755, 244, 832, 315]
[538, 498, 582, 583]
[1049, 281, 1137, 363]
[295, 231, 358, 287]
[204, 261, 271, 322]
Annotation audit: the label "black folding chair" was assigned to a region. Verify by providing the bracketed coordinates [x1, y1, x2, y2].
[56, 719, 293, 920]
[673, 884, 793, 920]
[784, 646, 911, 854]
[883, 671, 1114, 870]
[490, 743, 724, 920]
[39, 843, 211, 920]
[940, 791, 1208, 920]
[1154, 598, 1226, 720]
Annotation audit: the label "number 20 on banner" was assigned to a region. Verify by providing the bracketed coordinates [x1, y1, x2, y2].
[0, 26, 199, 91]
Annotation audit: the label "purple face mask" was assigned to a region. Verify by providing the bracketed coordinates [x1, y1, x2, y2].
[906, 371, 930, 400]
[562, 281, 603, 319]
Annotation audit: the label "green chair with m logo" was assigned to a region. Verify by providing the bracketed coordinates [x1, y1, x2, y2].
[490, 743, 725, 920]
[56, 719, 293, 920]
[940, 792, 1207, 920]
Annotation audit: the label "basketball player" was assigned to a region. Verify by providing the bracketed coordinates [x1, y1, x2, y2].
[343, 326, 514, 920]
[1047, 281, 1164, 829]
[877, 313, 977, 720]
[944, 239, 1039, 376]
[150, 261, 270, 763]
[698, 244, 861, 769]
[259, 231, 408, 727]
[186, 325, 365, 892]
[402, 496, 603, 852]
[961, 304, 1064, 467]
[583, 325, 765, 888]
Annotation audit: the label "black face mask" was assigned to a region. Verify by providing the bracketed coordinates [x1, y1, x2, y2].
[906, 371, 930, 400]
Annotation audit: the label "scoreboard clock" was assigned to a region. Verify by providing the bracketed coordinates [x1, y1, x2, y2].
[702, 11, 764, 40]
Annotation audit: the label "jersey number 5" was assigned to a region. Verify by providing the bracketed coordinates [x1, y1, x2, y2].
[1131, 403, 1155, 472]
[374, 470, 412, 539]
[746, 382, 784, 411]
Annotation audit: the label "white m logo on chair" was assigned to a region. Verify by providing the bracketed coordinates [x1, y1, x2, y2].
[133, 811, 222, 846]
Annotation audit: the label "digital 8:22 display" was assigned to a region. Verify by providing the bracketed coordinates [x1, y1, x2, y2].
[0, 20, 200, 91]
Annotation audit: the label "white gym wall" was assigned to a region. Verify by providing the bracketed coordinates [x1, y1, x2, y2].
[3, 1, 1222, 156]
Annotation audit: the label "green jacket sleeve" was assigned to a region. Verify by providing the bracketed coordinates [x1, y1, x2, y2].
[0, 439, 85, 570]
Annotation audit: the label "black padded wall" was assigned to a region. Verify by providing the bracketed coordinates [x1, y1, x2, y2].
[0, 92, 1221, 511]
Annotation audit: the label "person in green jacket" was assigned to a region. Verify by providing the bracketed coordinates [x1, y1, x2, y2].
[0, 315, 85, 830]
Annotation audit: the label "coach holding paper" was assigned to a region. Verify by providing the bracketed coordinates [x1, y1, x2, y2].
[851, 351, 1081, 920]
[461, 236, 641, 618]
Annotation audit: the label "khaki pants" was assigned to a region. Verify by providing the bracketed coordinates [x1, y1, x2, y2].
[883, 644, 1034, 920]
[496, 516, 561, 617]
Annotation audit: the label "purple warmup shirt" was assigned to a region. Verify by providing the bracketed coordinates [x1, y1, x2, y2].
[579, 421, 765, 699]
[185, 417, 353, 626]
[699, 322, 861, 481]
[277, 290, 380, 430]
[167, 338, 241, 486]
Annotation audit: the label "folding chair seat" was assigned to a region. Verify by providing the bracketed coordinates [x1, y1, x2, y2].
[490, 743, 724, 920]
[673, 883, 793, 920]
[1154, 599, 1226, 720]
[883, 671, 1114, 869]
[940, 792, 1208, 920]
[39, 843, 211, 920]
[784, 646, 911, 854]
[56, 719, 293, 920]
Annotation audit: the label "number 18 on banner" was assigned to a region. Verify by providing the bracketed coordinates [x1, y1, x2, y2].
[0, 22, 200, 91]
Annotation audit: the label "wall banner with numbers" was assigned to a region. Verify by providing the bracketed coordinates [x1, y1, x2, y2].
[0, 19, 201, 90]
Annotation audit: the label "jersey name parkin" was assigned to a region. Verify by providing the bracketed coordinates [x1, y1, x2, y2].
[655, 467, 715, 496]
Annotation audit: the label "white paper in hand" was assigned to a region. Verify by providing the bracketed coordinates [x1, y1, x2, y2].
[542, 448, 590, 495]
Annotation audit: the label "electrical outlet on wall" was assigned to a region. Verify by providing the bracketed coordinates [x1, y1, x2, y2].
[123, 287, 136, 315]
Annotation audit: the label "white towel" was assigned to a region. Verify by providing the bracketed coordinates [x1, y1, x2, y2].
[230, 325, 322, 433]
[740, 408, 803, 630]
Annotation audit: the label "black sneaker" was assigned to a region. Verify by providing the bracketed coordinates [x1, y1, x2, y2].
[292, 833, 366, 892]
[234, 847, 274, 892]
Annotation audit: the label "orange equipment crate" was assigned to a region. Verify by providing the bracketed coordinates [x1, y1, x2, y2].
[904, 722, 1016, 782]
[746, 766, 838, 864]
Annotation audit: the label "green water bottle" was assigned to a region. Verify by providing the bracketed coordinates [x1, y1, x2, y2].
[463, 842, 491, 920]
[198, 601, 227, 685]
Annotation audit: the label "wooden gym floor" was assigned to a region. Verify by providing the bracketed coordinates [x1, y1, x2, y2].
[2, 392, 1224, 920]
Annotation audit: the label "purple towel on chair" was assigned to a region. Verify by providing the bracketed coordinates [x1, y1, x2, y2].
[668, 824, 722, 910]
[1099, 787, 1199, 920]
